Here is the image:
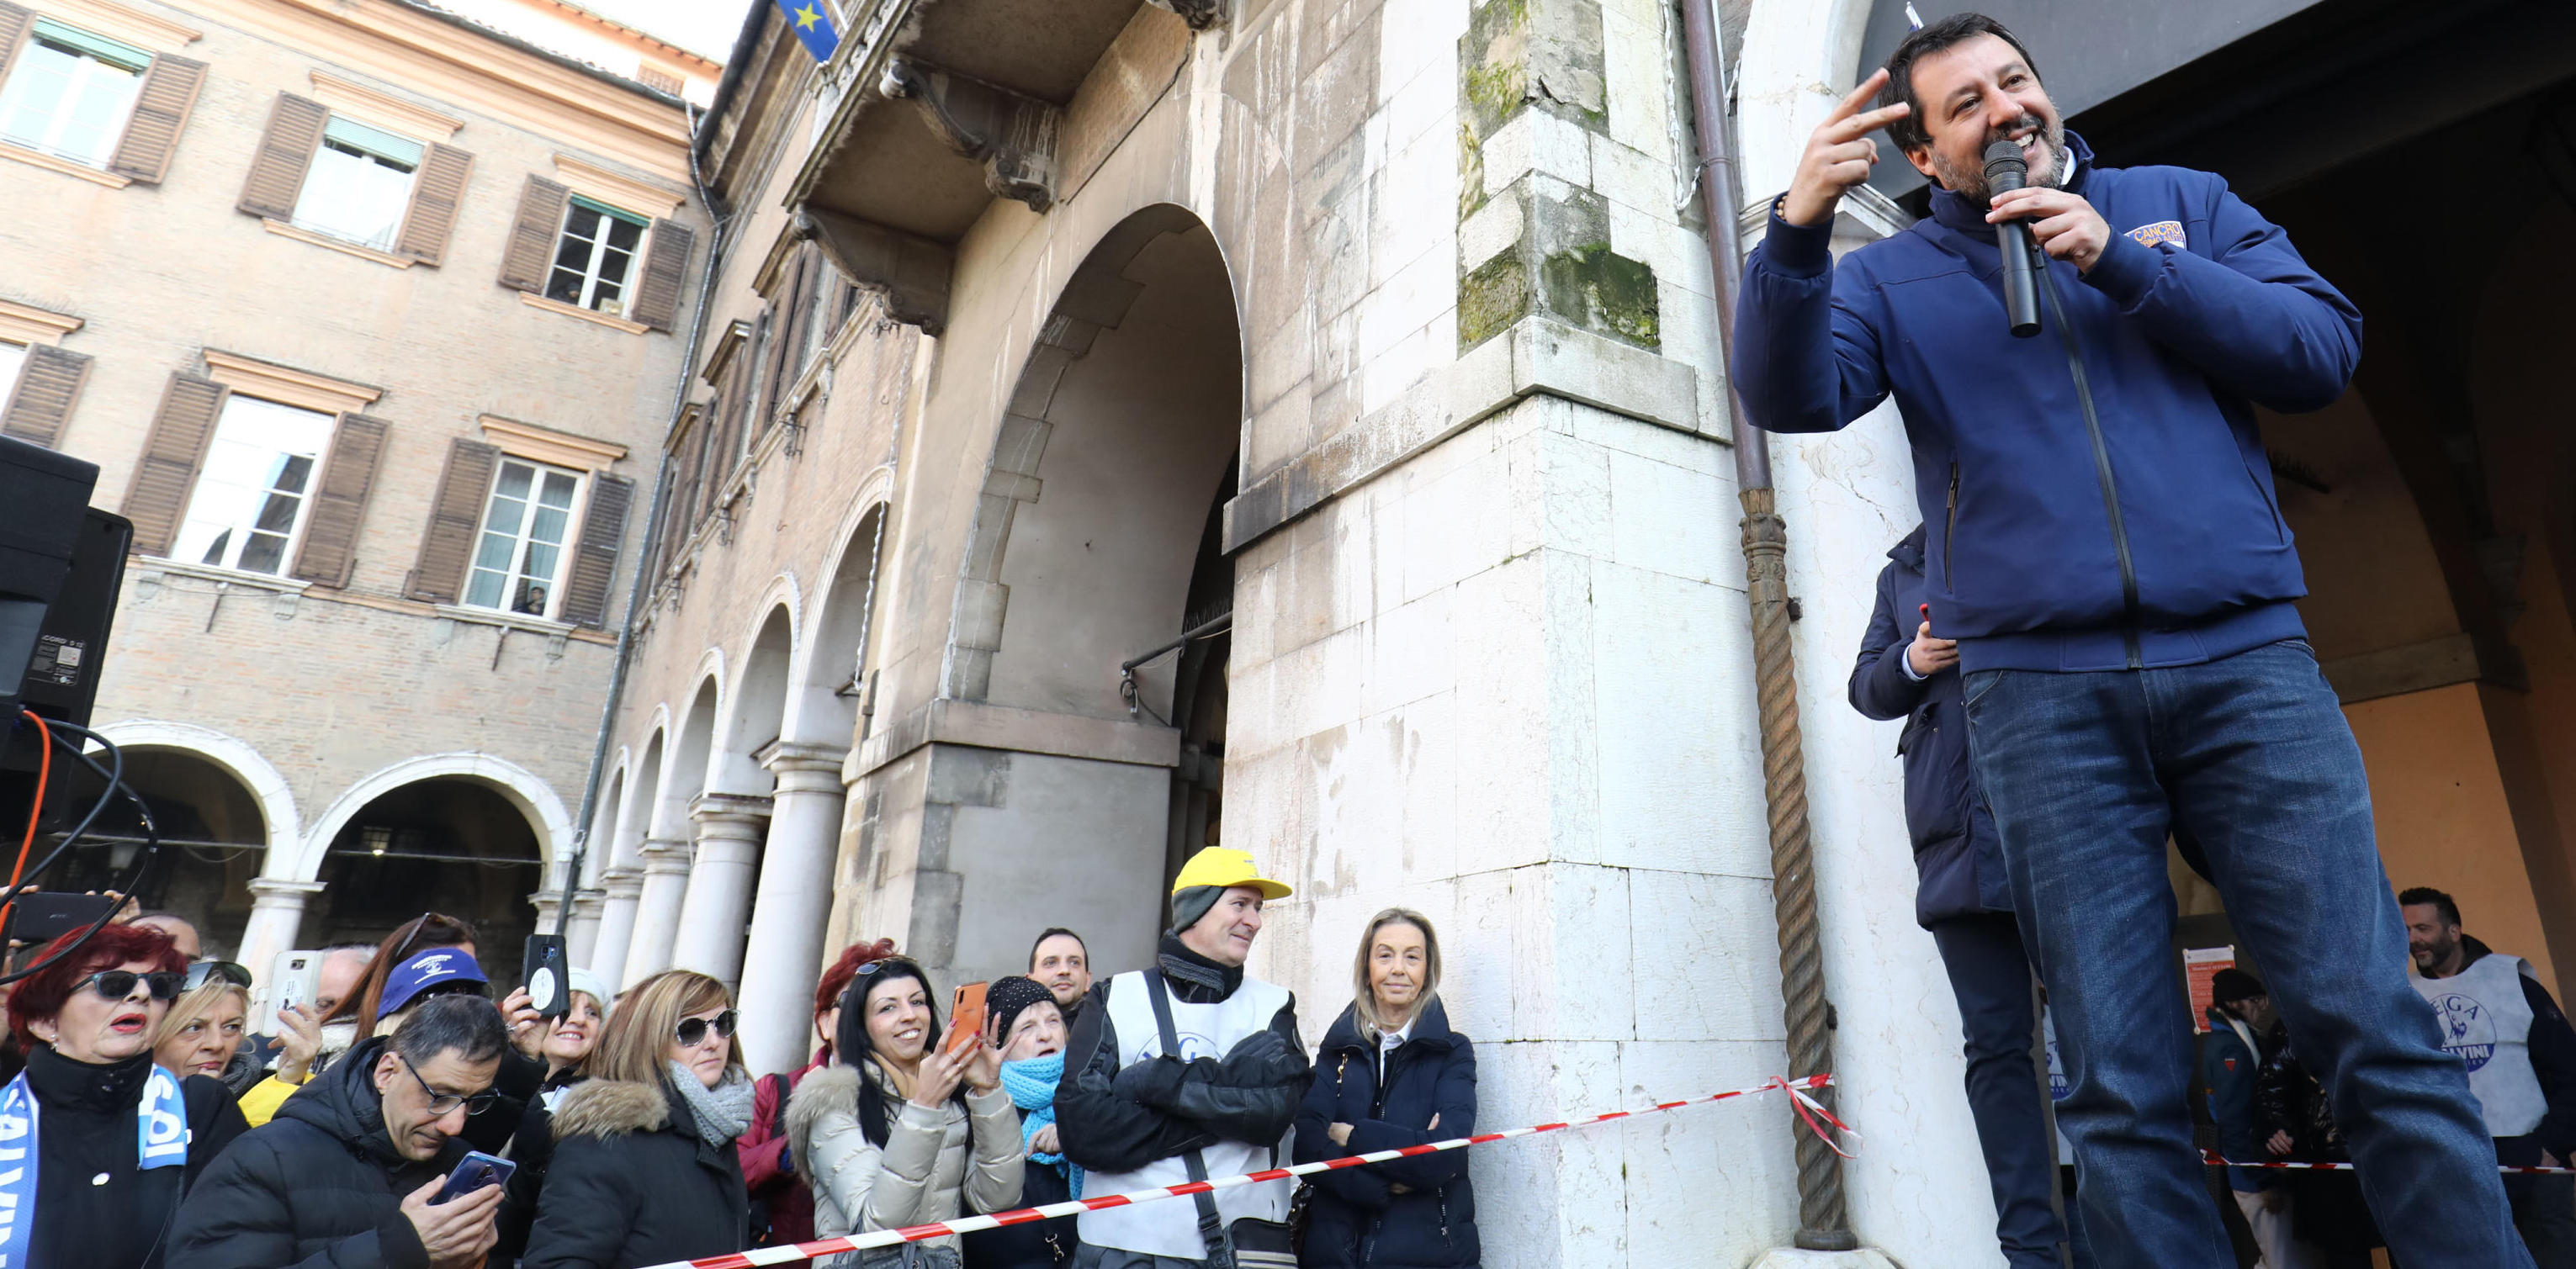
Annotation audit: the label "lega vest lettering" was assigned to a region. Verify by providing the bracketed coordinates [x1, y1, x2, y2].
[1078, 970, 1294, 1260]
[2412, 953, 2547, 1138]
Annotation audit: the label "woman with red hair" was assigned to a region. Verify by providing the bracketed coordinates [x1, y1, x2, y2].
[3, 921, 247, 1268]
[741, 938, 899, 1247]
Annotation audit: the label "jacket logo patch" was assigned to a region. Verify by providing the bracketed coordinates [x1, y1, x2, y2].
[2223, 1058, 2235, 1071]
[2126, 219, 2185, 249]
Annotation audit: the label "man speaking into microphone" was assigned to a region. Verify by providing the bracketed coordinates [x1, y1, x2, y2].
[1731, 13, 2527, 1269]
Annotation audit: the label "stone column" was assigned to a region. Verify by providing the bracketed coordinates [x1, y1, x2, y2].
[734, 745, 849, 1074]
[237, 879, 323, 989]
[590, 868, 644, 982]
[621, 841, 692, 989]
[670, 794, 772, 989]
[528, 888, 565, 944]
[565, 889, 606, 970]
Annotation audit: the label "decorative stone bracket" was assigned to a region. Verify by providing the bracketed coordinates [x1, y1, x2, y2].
[794, 207, 955, 335]
[881, 58, 1063, 213]
[1146, 0, 1226, 29]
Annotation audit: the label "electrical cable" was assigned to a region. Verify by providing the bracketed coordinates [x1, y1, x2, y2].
[0, 720, 163, 986]
[5, 710, 54, 937]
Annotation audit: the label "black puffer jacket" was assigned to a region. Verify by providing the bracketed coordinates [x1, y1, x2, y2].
[167, 1036, 471, 1269]
[1056, 939, 1312, 1176]
[519, 1076, 750, 1269]
[1291, 999, 1478, 1269]
[18, 1044, 244, 1269]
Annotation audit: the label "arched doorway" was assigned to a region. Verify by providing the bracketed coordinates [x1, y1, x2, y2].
[310, 777, 543, 975]
[871, 205, 1244, 981]
[40, 747, 269, 957]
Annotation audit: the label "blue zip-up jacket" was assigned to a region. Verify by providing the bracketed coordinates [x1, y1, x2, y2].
[1736, 133, 2363, 673]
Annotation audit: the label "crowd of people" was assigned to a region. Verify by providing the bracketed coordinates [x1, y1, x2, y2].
[0, 844, 1478, 1269]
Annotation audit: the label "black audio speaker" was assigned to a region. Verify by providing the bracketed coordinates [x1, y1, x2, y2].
[0, 436, 119, 774]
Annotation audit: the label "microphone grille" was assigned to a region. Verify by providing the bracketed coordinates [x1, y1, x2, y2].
[1983, 139, 2028, 184]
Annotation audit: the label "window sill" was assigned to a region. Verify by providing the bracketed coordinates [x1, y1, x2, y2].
[133, 558, 312, 595]
[518, 291, 649, 335]
[0, 141, 131, 188]
[260, 219, 416, 268]
[432, 604, 578, 637]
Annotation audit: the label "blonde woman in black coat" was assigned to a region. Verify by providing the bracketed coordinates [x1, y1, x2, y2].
[522, 970, 755, 1268]
[1292, 910, 1479, 1269]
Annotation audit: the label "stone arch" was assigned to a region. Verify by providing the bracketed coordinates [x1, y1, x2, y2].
[941, 202, 1243, 721]
[615, 717, 668, 866]
[658, 673, 723, 838]
[586, 752, 629, 886]
[93, 719, 302, 869]
[293, 752, 571, 884]
[787, 473, 896, 748]
[714, 605, 798, 795]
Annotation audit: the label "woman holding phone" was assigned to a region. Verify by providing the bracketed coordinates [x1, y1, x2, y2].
[150, 960, 256, 1092]
[1292, 909, 1480, 1269]
[787, 958, 1023, 1269]
[521, 969, 756, 1269]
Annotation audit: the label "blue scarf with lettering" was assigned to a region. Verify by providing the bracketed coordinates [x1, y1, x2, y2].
[0, 1061, 188, 1266]
[999, 1053, 1080, 1198]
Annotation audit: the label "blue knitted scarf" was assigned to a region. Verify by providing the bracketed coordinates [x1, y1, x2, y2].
[1000, 1052, 1082, 1198]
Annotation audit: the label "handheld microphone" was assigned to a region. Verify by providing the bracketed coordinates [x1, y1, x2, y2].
[1984, 140, 2042, 338]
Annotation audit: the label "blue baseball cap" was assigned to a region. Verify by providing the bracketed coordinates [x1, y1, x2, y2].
[377, 948, 489, 1021]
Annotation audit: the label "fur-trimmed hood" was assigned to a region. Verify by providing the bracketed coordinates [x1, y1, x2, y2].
[783, 1062, 866, 1155]
[549, 1076, 671, 1139]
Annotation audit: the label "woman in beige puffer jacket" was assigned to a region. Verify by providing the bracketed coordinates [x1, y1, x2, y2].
[788, 958, 1024, 1268]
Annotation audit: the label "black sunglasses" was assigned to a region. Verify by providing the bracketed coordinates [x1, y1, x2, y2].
[398, 1054, 499, 1117]
[675, 1009, 738, 1047]
[82, 970, 184, 1002]
[183, 960, 252, 991]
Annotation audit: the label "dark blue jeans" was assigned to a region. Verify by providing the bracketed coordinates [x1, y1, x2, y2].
[1930, 912, 2073, 1269]
[1960, 640, 2528, 1269]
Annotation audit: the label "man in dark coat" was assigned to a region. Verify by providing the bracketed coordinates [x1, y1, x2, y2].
[2200, 969, 2298, 1267]
[1292, 997, 1477, 1268]
[168, 995, 515, 1269]
[1850, 524, 2070, 1269]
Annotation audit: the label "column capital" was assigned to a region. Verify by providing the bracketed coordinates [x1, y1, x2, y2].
[765, 743, 850, 792]
[690, 791, 775, 830]
[571, 889, 607, 916]
[246, 878, 326, 903]
[638, 838, 692, 875]
[600, 866, 645, 898]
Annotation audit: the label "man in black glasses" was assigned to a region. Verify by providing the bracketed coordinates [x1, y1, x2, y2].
[169, 994, 517, 1269]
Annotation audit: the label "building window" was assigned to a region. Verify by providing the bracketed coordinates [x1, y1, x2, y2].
[292, 116, 422, 252]
[544, 197, 648, 316]
[0, 20, 148, 169]
[171, 395, 337, 574]
[464, 457, 582, 618]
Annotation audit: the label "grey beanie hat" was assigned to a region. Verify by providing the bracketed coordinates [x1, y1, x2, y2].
[1169, 885, 1224, 935]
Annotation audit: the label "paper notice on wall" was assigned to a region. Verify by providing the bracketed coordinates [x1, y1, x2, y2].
[2185, 946, 2236, 1033]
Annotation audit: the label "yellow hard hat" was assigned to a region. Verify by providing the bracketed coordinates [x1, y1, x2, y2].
[1169, 846, 1292, 901]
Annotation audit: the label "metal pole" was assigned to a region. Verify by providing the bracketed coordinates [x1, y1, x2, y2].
[1678, 0, 1854, 1248]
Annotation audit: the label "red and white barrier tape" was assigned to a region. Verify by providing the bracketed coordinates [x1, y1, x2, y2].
[655, 1072, 1843, 1269]
[2202, 1150, 2574, 1176]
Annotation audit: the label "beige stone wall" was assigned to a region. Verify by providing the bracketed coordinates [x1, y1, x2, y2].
[2, 0, 704, 917]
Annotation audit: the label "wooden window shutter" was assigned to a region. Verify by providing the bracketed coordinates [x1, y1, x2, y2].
[559, 473, 633, 627]
[393, 144, 474, 266]
[405, 437, 498, 603]
[497, 176, 569, 293]
[123, 373, 230, 557]
[0, 345, 94, 447]
[0, 3, 30, 82]
[236, 93, 328, 221]
[631, 219, 695, 332]
[289, 413, 389, 588]
[106, 53, 206, 184]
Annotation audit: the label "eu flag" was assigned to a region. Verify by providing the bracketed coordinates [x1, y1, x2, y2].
[772, 0, 840, 61]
